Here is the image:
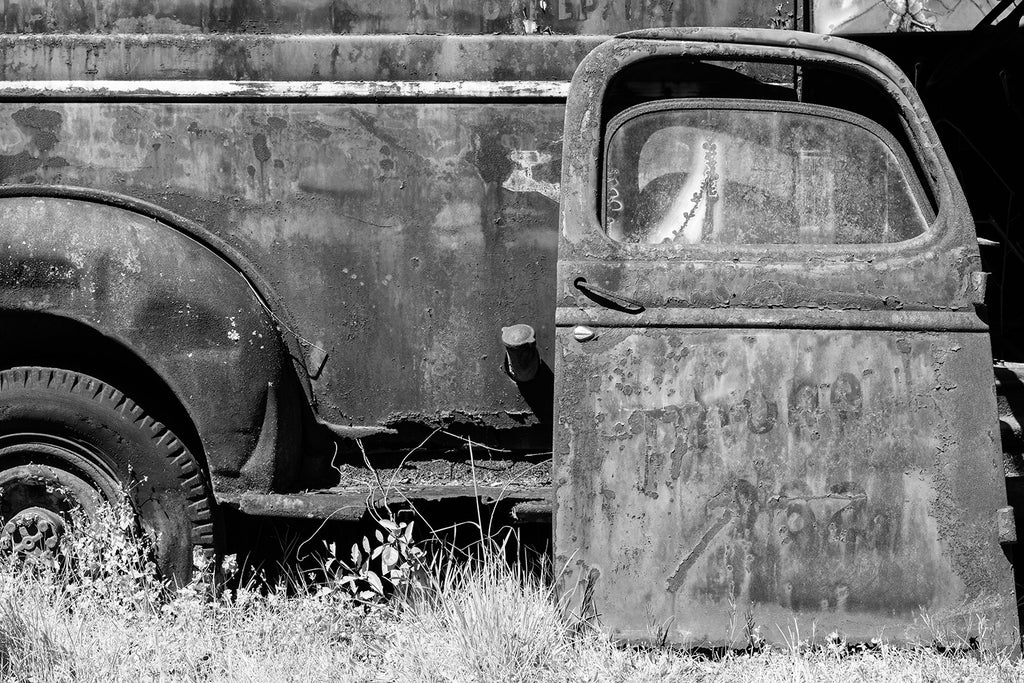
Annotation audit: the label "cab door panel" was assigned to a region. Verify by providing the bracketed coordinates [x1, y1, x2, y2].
[556, 324, 1005, 642]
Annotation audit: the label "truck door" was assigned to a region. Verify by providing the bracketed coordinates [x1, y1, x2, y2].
[554, 29, 1017, 647]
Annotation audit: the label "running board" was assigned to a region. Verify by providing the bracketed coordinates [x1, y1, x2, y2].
[217, 486, 551, 522]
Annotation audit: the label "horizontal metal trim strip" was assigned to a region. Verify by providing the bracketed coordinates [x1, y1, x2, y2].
[556, 306, 989, 332]
[0, 79, 571, 100]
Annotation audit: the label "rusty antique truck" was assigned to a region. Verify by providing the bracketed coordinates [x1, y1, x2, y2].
[0, 0, 1021, 648]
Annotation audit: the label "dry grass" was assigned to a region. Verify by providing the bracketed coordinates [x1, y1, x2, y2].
[0, 505, 1021, 682]
[377, 546, 1024, 683]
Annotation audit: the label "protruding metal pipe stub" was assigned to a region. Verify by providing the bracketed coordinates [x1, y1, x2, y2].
[502, 323, 539, 382]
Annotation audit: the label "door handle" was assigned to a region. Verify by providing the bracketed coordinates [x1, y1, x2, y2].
[573, 277, 645, 314]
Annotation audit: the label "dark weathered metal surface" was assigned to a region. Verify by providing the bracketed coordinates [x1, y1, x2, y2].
[0, 96, 564, 441]
[0, 197, 298, 494]
[554, 29, 1016, 646]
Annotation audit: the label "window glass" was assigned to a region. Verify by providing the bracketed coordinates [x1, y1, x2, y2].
[604, 107, 930, 245]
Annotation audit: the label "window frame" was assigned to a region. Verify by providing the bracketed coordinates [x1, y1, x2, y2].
[601, 97, 937, 251]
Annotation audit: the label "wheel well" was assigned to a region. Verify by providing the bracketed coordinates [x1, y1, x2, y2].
[0, 311, 206, 473]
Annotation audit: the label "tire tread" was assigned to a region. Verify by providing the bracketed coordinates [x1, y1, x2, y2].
[0, 366, 216, 568]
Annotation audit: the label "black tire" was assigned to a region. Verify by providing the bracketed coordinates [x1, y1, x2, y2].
[0, 367, 214, 584]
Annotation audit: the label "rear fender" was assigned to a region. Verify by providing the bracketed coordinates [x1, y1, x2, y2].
[0, 196, 302, 495]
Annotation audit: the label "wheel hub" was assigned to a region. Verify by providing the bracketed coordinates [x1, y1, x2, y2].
[0, 439, 115, 565]
[1, 506, 65, 556]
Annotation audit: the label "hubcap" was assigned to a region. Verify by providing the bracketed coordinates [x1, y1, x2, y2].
[0, 435, 121, 564]
[1, 506, 65, 556]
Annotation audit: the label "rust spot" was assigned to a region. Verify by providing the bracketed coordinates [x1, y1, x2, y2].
[12, 107, 62, 153]
[252, 133, 271, 164]
[0, 254, 80, 289]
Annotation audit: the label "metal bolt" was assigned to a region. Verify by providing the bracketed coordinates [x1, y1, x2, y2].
[573, 326, 597, 343]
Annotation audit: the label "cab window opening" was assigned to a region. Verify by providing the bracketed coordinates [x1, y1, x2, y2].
[603, 101, 932, 246]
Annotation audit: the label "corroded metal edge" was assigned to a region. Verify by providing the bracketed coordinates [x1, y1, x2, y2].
[218, 486, 551, 520]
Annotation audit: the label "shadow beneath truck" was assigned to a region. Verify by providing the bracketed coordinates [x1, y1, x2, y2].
[219, 498, 553, 596]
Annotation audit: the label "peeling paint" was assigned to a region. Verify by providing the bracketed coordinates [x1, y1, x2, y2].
[502, 150, 560, 201]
